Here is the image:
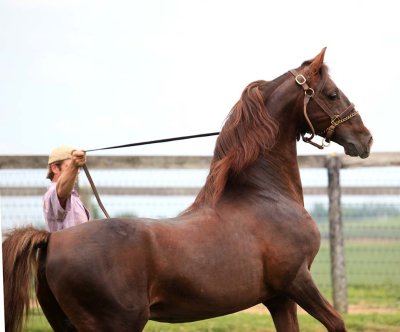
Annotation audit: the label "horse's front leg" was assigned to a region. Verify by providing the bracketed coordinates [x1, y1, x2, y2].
[286, 265, 346, 332]
[264, 296, 299, 332]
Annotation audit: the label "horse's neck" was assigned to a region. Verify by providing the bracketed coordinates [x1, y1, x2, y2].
[259, 81, 304, 204]
[241, 137, 304, 205]
[266, 138, 303, 203]
[195, 75, 306, 211]
[226, 114, 304, 205]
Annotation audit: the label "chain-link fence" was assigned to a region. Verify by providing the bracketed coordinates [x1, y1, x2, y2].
[306, 165, 400, 312]
[1, 154, 399, 313]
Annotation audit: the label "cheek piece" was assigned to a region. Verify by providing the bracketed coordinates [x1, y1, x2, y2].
[289, 69, 358, 149]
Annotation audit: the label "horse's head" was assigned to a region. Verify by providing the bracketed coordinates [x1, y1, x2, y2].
[294, 48, 373, 158]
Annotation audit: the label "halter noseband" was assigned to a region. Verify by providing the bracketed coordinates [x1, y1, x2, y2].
[289, 69, 359, 150]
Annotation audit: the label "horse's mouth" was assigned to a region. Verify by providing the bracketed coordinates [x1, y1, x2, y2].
[343, 142, 371, 159]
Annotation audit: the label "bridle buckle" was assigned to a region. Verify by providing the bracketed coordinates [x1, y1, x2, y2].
[295, 74, 307, 85]
[305, 87, 314, 97]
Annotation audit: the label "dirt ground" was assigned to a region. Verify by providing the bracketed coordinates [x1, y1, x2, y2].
[243, 303, 400, 315]
[31, 300, 399, 315]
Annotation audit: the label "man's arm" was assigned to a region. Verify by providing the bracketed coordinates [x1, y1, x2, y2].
[57, 150, 86, 208]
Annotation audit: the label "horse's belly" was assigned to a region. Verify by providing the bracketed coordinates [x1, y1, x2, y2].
[149, 297, 263, 323]
[148, 274, 271, 322]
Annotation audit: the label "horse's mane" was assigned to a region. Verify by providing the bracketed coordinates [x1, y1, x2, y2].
[183, 61, 329, 213]
[186, 80, 280, 211]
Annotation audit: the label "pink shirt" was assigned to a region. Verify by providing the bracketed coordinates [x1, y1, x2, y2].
[43, 182, 90, 232]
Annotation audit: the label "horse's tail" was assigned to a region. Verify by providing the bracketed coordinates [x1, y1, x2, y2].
[2, 226, 50, 332]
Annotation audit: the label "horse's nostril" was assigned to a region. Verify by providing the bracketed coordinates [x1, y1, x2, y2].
[368, 136, 374, 147]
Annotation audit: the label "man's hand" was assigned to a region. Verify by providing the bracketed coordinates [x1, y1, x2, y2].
[71, 150, 86, 168]
[56, 150, 86, 208]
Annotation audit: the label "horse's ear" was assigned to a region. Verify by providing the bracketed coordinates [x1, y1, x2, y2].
[307, 47, 327, 77]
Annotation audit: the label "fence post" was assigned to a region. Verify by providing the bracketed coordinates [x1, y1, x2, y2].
[326, 154, 348, 313]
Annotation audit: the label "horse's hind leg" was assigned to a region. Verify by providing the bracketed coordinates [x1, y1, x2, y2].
[60, 291, 149, 332]
[37, 252, 77, 331]
[264, 296, 299, 332]
[69, 307, 149, 332]
[286, 266, 346, 332]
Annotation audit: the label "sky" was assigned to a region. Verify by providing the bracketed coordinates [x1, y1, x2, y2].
[0, 0, 399, 157]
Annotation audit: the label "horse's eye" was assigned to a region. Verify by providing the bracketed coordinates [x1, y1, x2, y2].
[328, 92, 338, 100]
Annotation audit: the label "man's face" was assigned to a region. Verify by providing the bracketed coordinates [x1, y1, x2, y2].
[51, 159, 72, 182]
[60, 159, 71, 172]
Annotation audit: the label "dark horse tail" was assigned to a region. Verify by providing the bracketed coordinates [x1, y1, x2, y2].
[2, 226, 50, 332]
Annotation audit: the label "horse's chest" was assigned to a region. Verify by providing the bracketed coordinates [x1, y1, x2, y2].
[258, 213, 321, 289]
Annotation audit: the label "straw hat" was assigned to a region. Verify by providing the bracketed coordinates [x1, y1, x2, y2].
[48, 146, 75, 165]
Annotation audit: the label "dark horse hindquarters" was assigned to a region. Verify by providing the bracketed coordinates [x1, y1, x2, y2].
[3, 48, 372, 332]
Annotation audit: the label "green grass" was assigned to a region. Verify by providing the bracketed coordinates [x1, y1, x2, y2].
[312, 241, 400, 284]
[24, 309, 400, 332]
[309, 215, 400, 309]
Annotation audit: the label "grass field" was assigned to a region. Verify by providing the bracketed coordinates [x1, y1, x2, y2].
[312, 240, 400, 284]
[311, 241, 400, 307]
[311, 216, 400, 310]
[25, 309, 400, 332]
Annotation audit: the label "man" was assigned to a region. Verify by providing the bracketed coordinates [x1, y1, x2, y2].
[43, 146, 90, 232]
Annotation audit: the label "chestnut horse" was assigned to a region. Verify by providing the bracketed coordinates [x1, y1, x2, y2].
[3, 48, 372, 332]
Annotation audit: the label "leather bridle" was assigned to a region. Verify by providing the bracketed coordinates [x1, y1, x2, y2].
[289, 69, 359, 149]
